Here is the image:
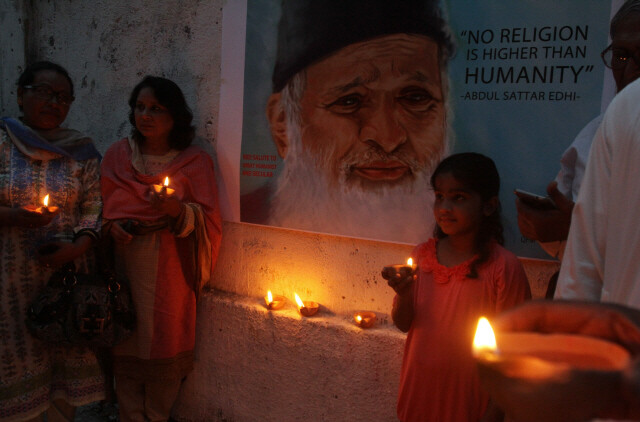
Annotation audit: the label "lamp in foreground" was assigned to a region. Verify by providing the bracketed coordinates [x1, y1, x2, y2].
[472, 316, 631, 422]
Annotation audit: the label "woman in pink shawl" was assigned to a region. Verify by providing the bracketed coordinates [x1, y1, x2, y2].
[100, 76, 221, 422]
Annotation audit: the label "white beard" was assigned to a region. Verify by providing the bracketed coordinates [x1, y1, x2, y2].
[267, 126, 440, 244]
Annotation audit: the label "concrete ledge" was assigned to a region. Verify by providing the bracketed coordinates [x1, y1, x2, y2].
[173, 290, 405, 422]
[210, 222, 559, 314]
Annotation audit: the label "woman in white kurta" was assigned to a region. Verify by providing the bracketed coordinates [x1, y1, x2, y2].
[0, 62, 104, 422]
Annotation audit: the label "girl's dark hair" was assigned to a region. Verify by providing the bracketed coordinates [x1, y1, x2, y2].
[128, 76, 195, 150]
[430, 152, 504, 278]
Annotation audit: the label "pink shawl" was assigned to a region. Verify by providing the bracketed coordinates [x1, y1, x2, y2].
[101, 138, 222, 295]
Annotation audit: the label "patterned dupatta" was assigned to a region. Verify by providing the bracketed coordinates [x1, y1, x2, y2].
[0, 117, 101, 161]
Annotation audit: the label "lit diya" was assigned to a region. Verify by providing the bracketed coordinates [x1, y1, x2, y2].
[353, 311, 376, 328]
[264, 290, 285, 310]
[472, 317, 631, 422]
[294, 293, 318, 317]
[152, 176, 175, 196]
[381, 257, 415, 281]
[34, 194, 59, 214]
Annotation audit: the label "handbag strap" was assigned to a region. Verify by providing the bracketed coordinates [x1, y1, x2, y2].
[48, 263, 78, 289]
[95, 234, 119, 274]
[94, 235, 125, 295]
[56, 257, 122, 295]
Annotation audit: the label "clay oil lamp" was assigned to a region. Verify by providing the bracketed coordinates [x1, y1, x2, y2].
[35, 194, 59, 214]
[294, 293, 318, 317]
[472, 316, 631, 422]
[152, 176, 175, 196]
[353, 311, 377, 328]
[264, 290, 285, 310]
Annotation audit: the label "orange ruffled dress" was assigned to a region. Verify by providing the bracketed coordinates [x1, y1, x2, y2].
[396, 239, 531, 422]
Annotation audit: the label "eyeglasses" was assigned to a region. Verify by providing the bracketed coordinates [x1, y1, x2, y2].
[601, 45, 640, 70]
[23, 84, 75, 106]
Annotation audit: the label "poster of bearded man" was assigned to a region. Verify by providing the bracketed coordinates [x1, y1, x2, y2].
[240, 0, 453, 245]
[219, 0, 615, 256]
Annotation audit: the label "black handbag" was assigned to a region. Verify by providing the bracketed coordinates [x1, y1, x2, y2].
[26, 263, 135, 348]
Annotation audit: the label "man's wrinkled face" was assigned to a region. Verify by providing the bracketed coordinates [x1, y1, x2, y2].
[296, 34, 446, 191]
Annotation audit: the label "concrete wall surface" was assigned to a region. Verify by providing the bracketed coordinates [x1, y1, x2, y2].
[0, 0, 26, 116]
[0, 1, 560, 420]
[1, 0, 223, 155]
[174, 290, 405, 422]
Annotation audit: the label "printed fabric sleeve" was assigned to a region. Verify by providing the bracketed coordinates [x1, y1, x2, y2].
[74, 156, 102, 236]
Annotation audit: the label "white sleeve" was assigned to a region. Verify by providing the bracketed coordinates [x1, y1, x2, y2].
[555, 113, 612, 300]
[555, 114, 603, 200]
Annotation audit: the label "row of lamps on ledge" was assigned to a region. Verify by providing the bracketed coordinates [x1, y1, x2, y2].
[263, 258, 418, 328]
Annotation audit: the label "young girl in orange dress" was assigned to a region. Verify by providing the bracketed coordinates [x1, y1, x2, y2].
[388, 153, 531, 422]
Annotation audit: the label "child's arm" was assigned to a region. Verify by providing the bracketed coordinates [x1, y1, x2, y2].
[390, 274, 416, 332]
[392, 289, 414, 332]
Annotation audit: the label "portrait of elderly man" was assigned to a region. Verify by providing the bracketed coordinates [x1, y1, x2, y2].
[241, 0, 454, 244]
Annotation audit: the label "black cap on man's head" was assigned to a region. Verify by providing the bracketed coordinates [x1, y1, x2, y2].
[272, 0, 454, 92]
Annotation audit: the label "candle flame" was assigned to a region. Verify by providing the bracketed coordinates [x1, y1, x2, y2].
[294, 293, 304, 309]
[43, 194, 49, 207]
[473, 317, 497, 355]
[356, 315, 362, 323]
[163, 177, 170, 187]
[407, 257, 413, 267]
[267, 290, 273, 304]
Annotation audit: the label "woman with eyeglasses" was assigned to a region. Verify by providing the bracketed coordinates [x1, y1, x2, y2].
[100, 76, 221, 422]
[0, 61, 104, 421]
